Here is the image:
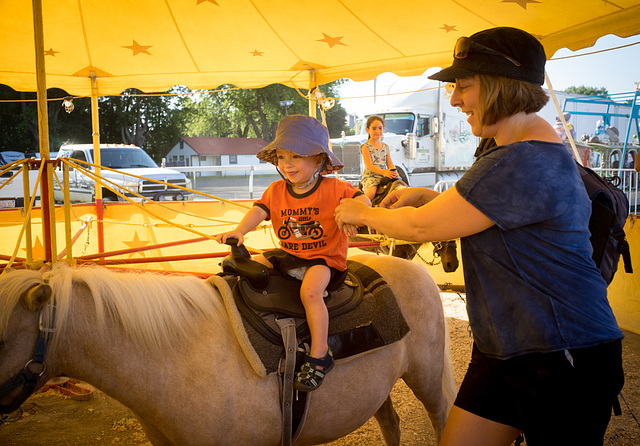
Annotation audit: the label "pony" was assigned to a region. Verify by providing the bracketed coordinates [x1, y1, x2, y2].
[0, 254, 456, 445]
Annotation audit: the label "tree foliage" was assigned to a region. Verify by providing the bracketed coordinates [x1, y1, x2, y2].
[0, 81, 350, 160]
[97, 88, 185, 161]
[564, 85, 608, 96]
[180, 81, 350, 142]
[0, 86, 92, 153]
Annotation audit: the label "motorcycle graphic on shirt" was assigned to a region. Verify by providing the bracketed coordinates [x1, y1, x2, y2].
[278, 216, 324, 240]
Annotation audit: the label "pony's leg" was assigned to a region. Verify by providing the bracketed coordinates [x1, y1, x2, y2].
[373, 395, 401, 446]
[352, 254, 456, 443]
[402, 347, 455, 443]
[136, 415, 176, 446]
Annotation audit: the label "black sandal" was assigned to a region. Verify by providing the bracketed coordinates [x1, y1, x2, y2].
[293, 349, 334, 392]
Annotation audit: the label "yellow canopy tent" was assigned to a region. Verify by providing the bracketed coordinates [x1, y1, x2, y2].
[2, 0, 640, 95]
[1, 0, 640, 261]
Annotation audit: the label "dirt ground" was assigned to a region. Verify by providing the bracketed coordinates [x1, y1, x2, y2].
[1, 293, 638, 446]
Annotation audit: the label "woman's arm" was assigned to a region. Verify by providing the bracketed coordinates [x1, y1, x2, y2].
[336, 186, 494, 242]
[379, 187, 440, 209]
[340, 192, 371, 237]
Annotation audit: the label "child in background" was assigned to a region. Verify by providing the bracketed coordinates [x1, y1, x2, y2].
[360, 115, 399, 201]
[216, 115, 370, 392]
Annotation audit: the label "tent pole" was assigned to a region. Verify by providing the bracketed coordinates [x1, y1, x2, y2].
[32, 0, 56, 264]
[308, 70, 317, 118]
[90, 72, 105, 255]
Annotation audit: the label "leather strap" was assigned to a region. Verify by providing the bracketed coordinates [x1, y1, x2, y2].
[276, 318, 296, 446]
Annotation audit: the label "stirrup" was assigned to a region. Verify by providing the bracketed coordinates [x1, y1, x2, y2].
[293, 349, 334, 392]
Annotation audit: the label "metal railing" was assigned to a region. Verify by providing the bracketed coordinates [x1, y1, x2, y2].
[593, 168, 639, 214]
[169, 164, 277, 199]
[166, 163, 640, 214]
[433, 179, 457, 193]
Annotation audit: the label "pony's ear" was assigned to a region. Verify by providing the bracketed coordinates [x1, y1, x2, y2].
[22, 283, 53, 311]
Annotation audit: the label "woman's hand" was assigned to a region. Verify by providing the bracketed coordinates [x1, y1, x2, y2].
[380, 187, 439, 209]
[341, 223, 359, 237]
[334, 198, 371, 230]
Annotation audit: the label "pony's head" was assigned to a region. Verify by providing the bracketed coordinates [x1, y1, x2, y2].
[0, 269, 52, 344]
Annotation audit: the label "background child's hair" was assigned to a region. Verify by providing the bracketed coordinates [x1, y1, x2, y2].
[366, 115, 385, 129]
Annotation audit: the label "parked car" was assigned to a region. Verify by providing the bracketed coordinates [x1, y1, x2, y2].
[26, 151, 58, 159]
[54, 144, 193, 203]
[0, 151, 40, 208]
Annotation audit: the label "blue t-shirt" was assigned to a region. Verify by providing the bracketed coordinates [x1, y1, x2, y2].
[456, 140, 623, 359]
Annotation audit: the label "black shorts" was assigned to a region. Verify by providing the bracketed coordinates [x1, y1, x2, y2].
[455, 340, 624, 445]
[263, 249, 347, 290]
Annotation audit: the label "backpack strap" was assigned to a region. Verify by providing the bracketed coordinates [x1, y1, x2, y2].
[612, 224, 633, 274]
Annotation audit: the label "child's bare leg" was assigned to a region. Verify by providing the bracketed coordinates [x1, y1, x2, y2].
[364, 185, 377, 201]
[300, 265, 331, 359]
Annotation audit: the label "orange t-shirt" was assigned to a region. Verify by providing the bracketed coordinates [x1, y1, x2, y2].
[254, 176, 361, 271]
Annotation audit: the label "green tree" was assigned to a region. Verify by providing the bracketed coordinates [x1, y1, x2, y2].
[85, 88, 185, 162]
[0, 86, 91, 153]
[180, 81, 350, 142]
[564, 86, 608, 96]
[0, 81, 350, 160]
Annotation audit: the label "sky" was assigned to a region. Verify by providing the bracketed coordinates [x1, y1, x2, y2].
[336, 34, 640, 117]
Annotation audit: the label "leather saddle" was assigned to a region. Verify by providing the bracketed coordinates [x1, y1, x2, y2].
[217, 239, 410, 446]
[220, 239, 366, 346]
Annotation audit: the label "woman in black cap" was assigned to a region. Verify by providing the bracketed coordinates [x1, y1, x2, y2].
[335, 27, 624, 445]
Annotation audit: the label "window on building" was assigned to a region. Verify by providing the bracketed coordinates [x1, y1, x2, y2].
[229, 154, 238, 164]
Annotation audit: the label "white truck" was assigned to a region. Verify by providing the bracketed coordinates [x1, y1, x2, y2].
[331, 79, 479, 188]
[54, 144, 193, 203]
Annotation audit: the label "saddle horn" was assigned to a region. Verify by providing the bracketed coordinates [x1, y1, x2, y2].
[221, 238, 270, 291]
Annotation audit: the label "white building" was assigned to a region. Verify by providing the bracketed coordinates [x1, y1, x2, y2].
[165, 137, 273, 176]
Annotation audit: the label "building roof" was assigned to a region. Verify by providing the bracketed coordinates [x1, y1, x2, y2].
[181, 137, 267, 156]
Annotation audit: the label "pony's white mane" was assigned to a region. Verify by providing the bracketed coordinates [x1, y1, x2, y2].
[0, 268, 44, 342]
[1, 264, 226, 352]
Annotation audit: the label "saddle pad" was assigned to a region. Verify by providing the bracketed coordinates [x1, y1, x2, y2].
[237, 271, 362, 320]
[213, 260, 410, 375]
[234, 270, 363, 345]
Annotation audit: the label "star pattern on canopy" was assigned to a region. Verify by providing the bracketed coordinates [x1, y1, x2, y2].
[317, 33, 347, 48]
[501, 0, 541, 9]
[123, 232, 150, 258]
[3, 0, 639, 96]
[22, 236, 44, 259]
[122, 40, 152, 56]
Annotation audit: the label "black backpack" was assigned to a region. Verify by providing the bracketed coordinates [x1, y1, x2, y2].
[577, 163, 633, 284]
[476, 138, 633, 284]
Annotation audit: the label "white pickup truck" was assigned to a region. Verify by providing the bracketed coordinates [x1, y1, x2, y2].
[54, 144, 193, 203]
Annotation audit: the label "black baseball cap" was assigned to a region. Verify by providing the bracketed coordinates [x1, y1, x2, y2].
[428, 27, 547, 85]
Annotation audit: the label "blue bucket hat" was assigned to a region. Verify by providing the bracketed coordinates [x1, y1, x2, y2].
[257, 115, 343, 175]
